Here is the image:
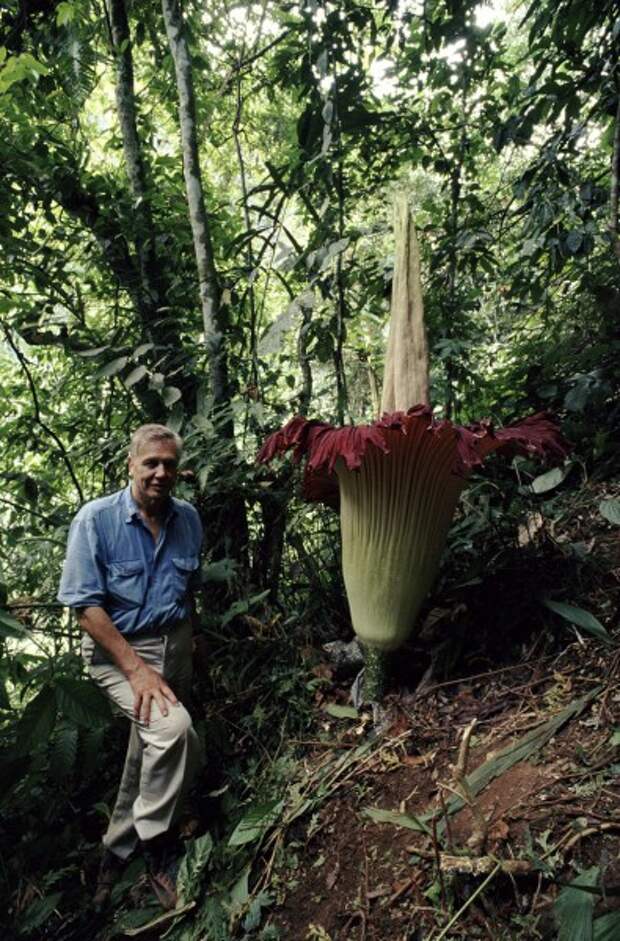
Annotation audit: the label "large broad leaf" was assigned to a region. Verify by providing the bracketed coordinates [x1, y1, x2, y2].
[554, 866, 599, 941]
[55, 677, 112, 728]
[542, 600, 611, 644]
[599, 499, 620, 526]
[324, 703, 358, 719]
[162, 385, 182, 407]
[15, 685, 57, 756]
[97, 355, 128, 378]
[124, 364, 148, 388]
[363, 807, 431, 835]
[228, 799, 284, 847]
[530, 465, 571, 494]
[50, 721, 78, 783]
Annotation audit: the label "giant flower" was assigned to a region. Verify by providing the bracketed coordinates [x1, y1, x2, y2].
[258, 407, 569, 698]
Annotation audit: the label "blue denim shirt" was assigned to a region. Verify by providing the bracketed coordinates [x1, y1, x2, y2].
[58, 485, 203, 635]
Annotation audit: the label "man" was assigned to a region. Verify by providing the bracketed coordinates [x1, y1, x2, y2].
[58, 424, 203, 911]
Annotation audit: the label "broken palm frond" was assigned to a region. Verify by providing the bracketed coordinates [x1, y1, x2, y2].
[554, 866, 599, 941]
[434, 688, 602, 831]
[364, 688, 601, 837]
[121, 901, 196, 937]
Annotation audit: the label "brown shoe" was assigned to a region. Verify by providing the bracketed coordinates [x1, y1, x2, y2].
[141, 836, 181, 911]
[93, 849, 125, 912]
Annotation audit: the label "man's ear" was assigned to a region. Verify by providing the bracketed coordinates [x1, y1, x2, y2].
[127, 453, 133, 478]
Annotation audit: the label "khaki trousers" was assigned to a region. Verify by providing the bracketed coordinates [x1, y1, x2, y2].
[82, 621, 202, 860]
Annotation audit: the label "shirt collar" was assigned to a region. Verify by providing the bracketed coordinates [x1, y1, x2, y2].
[122, 485, 177, 523]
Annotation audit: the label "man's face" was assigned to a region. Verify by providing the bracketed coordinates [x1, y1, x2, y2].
[128, 439, 179, 508]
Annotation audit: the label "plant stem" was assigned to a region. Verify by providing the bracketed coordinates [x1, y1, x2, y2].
[362, 645, 389, 702]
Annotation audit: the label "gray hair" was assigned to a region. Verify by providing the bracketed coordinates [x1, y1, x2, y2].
[129, 424, 183, 458]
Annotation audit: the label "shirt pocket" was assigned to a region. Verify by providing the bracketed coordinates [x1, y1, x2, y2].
[105, 559, 145, 608]
[171, 556, 199, 600]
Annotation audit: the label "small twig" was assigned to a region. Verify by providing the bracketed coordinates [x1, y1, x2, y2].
[450, 719, 489, 852]
[454, 719, 477, 780]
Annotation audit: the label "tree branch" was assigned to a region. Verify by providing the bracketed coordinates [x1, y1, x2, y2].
[3, 326, 84, 503]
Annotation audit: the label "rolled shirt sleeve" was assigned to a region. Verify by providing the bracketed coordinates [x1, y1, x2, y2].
[58, 508, 107, 609]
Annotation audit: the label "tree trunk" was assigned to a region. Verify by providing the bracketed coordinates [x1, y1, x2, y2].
[161, 0, 229, 408]
[609, 88, 620, 265]
[106, 0, 162, 313]
[161, 0, 248, 565]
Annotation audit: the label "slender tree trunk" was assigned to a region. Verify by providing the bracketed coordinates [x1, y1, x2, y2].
[161, 0, 248, 566]
[161, 0, 229, 407]
[106, 0, 161, 311]
[444, 161, 460, 421]
[609, 88, 620, 265]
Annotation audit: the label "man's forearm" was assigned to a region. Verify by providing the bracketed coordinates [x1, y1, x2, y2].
[76, 606, 145, 677]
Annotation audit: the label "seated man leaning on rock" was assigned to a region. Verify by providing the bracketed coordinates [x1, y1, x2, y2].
[58, 423, 203, 911]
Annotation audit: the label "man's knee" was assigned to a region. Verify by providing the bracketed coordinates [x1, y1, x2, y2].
[148, 701, 193, 741]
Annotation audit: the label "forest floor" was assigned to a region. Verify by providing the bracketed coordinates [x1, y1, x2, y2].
[261, 481, 620, 941]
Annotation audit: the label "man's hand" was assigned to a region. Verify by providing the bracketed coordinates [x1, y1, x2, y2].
[76, 606, 179, 725]
[126, 660, 179, 725]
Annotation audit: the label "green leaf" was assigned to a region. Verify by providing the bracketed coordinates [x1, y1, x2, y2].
[124, 364, 148, 388]
[16, 892, 62, 935]
[15, 685, 57, 756]
[324, 703, 358, 719]
[542, 600, 611, 644]
[50, 721, 78, 783]
[97, 355, 128, 378]
[610, 727, 620, 747]
[530, 465, 570, 494]
[132, 342, 154, 358]
[228, 799, 284, 847]
[243, 891, 273, 932]
[0, 609, 33, 640]
[162, 385, 182, 407]
[201, 558, 236, 585]
[554, 866, 598, 941]
[76, 345, 109, 358]
[55, 677, 112, 728]
[594, 912, 620, 940]
[565, 229, 583, 254]
[599, 499, 620, 526]
[363, 807, 432, 835]
[177, 832, 214, 903]
[56, 2, 75, 26]
[229, 864, 250, 911]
